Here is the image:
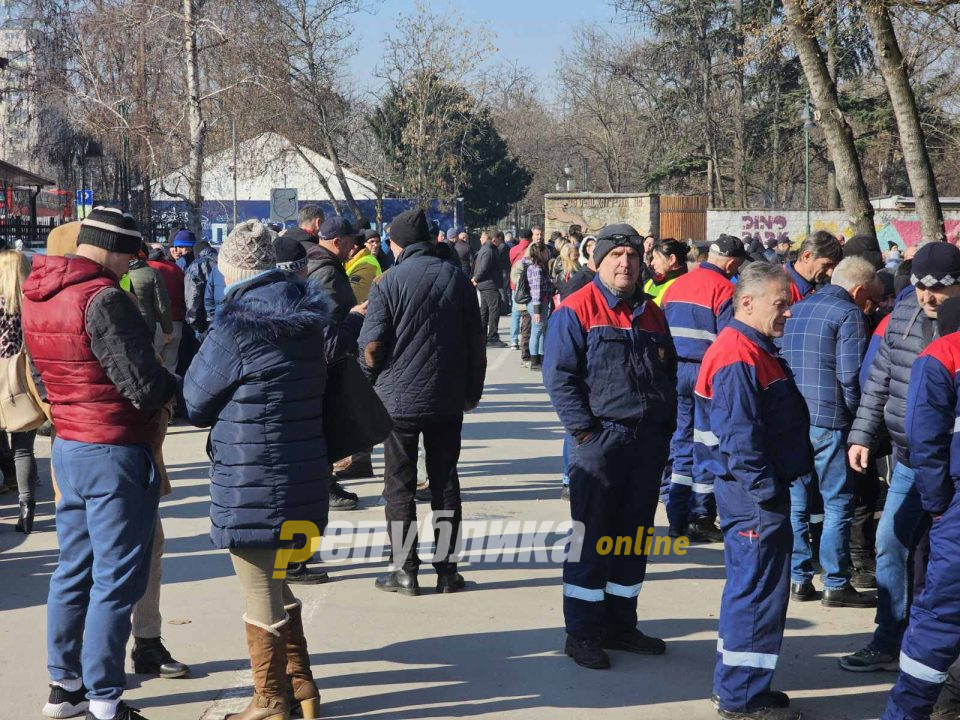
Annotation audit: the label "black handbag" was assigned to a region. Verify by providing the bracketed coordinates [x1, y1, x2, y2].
[322, 356, 393, 463]
[514, 262, 532, 305]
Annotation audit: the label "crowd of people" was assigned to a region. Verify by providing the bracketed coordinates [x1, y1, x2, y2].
[7, 200, 960, 720]
[542, 224, 960, 720]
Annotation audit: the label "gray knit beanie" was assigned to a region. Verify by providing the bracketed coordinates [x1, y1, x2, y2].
[219, 220, 277, 286]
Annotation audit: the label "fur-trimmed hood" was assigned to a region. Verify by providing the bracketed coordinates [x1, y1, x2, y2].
[217, 270, 332, 341]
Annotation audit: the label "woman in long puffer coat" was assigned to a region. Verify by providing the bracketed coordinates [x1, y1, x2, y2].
[183, 220, 332, 720]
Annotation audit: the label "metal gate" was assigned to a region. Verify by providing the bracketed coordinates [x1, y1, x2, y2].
[659, 195, 707, 242]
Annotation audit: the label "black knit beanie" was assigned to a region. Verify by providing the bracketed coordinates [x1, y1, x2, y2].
[77, 206, 142, 254]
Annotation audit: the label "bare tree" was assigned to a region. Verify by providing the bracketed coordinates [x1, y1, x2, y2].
[783, 0, 876, 238]
[862, 0, 945, 241]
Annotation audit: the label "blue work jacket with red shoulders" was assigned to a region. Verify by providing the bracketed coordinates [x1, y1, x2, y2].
[661, 262, 735, 362]
[543, 275, 678, 435]
[905, 331, 960, 515]
[785, 261, 815, 304]
[693, 319, 813, 506]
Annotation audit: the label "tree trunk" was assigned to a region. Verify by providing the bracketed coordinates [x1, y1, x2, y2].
[783, 0, 876, 239]
[320, 122, 366, 224]
[292, 145, 344, 216]
[863, 1, 945, 242]
[183, 0, 206, 240]
[732, 0, 747, 208]
[824, 1, 841, 209]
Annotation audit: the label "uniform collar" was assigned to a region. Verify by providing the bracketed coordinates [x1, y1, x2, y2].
[785, 261, 814, 297]
[728, 318, 781, 357]
[700, 261, 727, 277]
[593, 274, 644, 311]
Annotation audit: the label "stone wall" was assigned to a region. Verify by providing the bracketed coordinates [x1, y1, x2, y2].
[707, 208, 960, 250]
[544, 193, 659, 238]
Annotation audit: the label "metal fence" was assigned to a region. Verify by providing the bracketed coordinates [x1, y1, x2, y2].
[0, 216, 69, 249]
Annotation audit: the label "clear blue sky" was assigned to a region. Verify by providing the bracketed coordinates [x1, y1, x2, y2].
[349, 0, 624, 93]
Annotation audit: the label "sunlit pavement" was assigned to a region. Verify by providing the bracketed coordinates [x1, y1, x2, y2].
[0, 320, 888, 719]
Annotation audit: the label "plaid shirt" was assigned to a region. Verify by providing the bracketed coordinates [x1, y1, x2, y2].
[781, 283, 869, 429]
[525, 259, 554, 314]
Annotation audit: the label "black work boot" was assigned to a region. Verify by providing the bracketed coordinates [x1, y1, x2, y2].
[688, 516, 724, 544]
[375, 568, 420, 596]
[329, 481, 358, 510]
[599, 627, 666, 655]
[285, 561, 330, 585]
[790, 580, 818, 602]
[564, 635, 610, 669]
[712, 691, 790, 710]
[131, 636, 189, 678]
[821, 583, 877, 609]
[717, 707, 801, 720]
[436, 571, 466, 594]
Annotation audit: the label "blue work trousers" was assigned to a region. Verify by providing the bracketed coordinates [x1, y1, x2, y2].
[563, 423, 669, 639]
[714, 479, 791, 713]
[883, 488, 960, 719]
[666, 361, 714, 529]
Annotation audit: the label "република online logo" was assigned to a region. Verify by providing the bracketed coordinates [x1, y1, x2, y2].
[272, 517, 691, 578]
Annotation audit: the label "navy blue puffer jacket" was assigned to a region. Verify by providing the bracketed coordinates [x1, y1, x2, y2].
[358, 241, 486, 420]
[183, 271, 332, 549]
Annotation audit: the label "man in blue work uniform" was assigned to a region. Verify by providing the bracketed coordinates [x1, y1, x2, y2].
[882, 296, 960, 720]
[661, 234, 747, 542]
[543, 223, 677, 670]
[694, 262, 813, 720]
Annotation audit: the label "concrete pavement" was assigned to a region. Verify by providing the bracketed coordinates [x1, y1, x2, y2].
[1, 328, 890, 719]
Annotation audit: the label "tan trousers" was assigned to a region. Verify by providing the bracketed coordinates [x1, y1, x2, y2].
[229, 548, 298, 626]
[131, 518, 164, 638]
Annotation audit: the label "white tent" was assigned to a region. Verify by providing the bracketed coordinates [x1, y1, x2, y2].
[155, 132, 378, 203]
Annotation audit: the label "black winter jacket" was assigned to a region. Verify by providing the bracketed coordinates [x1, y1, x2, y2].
[358, 241, 486, 420]
[848, 288, 937, 465]
[294, 238, 363, 361]
[559, 266, 596, 301]
[454, 239, 472, 276]
[472, 242, 501, 292]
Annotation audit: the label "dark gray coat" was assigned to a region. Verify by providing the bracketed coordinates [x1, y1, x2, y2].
[848, 289, 937, 464]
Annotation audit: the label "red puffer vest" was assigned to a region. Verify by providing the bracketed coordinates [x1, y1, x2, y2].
[22, 255, 155, 445]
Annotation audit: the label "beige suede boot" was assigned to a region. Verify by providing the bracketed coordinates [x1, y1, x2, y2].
[283, 601, 320, 719]
[226, 616, 291, 720]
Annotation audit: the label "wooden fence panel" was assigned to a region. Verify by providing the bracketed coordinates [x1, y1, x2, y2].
[659, 195, 708, 242]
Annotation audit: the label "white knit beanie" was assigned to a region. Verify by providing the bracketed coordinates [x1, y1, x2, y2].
[219, 220, 277, 286]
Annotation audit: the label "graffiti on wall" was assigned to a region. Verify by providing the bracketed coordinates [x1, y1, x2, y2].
[740, 215, 789, 245]
[710, 210, 960, 250]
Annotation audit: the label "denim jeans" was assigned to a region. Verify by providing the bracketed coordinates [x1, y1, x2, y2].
[510, 303, 522, 345]
[529, 308, 550, 356]
[47, 439, 159, 701]
[790, 426, 853, 589]
[872, 462, 929, 653]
